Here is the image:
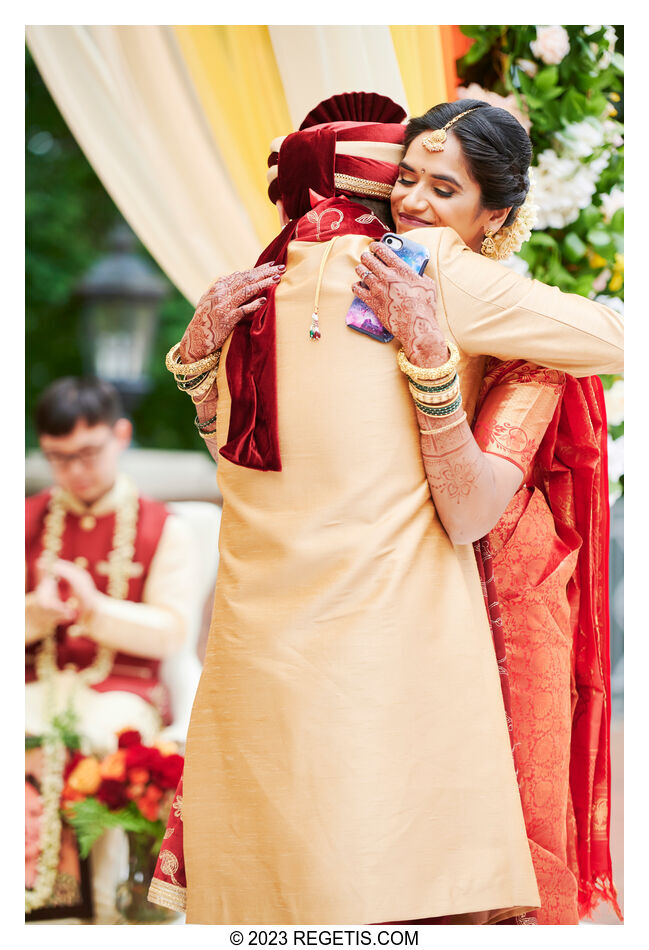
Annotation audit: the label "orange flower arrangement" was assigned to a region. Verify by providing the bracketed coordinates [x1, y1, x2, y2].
[63, 730, 184, 858]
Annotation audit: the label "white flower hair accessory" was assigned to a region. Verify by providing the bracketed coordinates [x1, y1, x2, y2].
[481, 169, 538, 261]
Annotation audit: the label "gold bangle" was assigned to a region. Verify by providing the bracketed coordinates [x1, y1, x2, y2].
[187, 366, 219, 403]
[408, 382, 460, 405]
[198, 426, 219, 441]
[419, 410, 468, 436]
[397, 341, 460, 381]
[165, 343, 221, 378]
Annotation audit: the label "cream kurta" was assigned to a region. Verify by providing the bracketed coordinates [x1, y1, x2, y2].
[184, 229, 623, 924]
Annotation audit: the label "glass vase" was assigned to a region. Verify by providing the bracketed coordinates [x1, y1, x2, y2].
[115, 831, 179, 924]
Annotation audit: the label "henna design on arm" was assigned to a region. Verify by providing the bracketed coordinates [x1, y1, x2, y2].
[177, 263, 284, 456]
[417, 405, 522, 543]
[180, 263, 283, 363]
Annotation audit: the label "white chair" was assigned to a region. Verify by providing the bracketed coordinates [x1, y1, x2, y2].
[159, 500, 221, 744]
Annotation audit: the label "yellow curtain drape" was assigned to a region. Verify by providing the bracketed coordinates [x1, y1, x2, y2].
[26, 25, 262, 305]
[174, 26, 293, 248]
[390, 26, 451, 116]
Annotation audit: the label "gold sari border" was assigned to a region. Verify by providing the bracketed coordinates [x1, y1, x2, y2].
[148, 877, 187, 913]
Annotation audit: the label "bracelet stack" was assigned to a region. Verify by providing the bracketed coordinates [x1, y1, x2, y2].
[165, 342, 221, 440]
[397, 341, 464, 419]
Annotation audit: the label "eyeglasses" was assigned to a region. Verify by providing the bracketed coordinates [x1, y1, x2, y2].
[42, 438, 112, 469]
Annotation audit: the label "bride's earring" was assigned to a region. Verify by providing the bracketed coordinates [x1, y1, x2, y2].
[481, 228, 497, 259]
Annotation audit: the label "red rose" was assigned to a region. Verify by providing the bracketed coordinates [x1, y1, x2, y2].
[125, 744, 163, 772]
[151, 754, 184, 790]
[96, 779, 129, 810]
[117, 730, 142, 749]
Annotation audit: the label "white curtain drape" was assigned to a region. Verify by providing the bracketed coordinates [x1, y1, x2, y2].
[26, 25, 261, 305]
[26, 25, 437, 304]
[268, 26, 408, 129]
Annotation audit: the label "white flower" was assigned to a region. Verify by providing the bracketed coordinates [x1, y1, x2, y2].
[517, 58, 538, 78]
[603, 379, 624, 427]
[607, 433, 624, 482]
[530, 26, 570, 65]
[554, 118, 605, 159]
[602, 118, 624, 147]
[532, 149, 605, 229]
[584, 25, 602, 36]
[600, 187, 624, 223]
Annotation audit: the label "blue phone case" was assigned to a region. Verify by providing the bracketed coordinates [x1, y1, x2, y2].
[346, 233, 430, 343]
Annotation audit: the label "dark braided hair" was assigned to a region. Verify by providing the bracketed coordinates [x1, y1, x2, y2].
[404, 99, 532, 227]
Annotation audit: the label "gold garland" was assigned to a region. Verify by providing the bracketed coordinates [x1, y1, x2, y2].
[481, 168, 538, 262]
[26, 478, 141, 913]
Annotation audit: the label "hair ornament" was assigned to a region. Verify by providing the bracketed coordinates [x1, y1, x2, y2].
[480, 168, 538, 261]
[421, 108, 480, 152]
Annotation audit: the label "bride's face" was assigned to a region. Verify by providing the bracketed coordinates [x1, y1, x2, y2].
[390, 132, 509, 252]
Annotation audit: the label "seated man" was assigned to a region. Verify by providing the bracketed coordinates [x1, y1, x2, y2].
[26, 376, 197, 749]
[26, 376, 199, 921]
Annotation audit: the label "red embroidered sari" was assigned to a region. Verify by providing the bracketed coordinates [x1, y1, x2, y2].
[472, 360, 621, 924]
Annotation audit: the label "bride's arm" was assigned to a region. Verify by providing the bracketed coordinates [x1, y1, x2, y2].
[427, 227, 623, 376]
[352, 245, 561, 544]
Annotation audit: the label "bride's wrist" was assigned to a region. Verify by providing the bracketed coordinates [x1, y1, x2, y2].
[406, 337, 449, 369]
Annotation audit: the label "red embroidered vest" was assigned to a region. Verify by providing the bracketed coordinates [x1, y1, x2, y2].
[25, 489, 172, 723]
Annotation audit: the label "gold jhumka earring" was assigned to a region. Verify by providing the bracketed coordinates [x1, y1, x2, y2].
[481, 228, 498, 258]
[421, 108, 480, 153]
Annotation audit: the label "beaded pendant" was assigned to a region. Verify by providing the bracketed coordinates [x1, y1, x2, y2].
[309, 312, 321, 341]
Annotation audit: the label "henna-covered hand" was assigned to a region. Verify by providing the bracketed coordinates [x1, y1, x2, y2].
[180, 262, 285, 363]
[351, 242, 447, 367]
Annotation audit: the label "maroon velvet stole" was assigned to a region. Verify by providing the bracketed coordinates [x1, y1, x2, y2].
[25, 490, 172, 722]
[221, 194, 390, 472]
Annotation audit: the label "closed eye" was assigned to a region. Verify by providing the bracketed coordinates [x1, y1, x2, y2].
[397, 177, 453, 198]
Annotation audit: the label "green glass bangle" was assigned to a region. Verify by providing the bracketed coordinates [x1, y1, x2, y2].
[194, 413, 218, 431]
[176, 370, 211, 391]
[414, 393, 463, 417]
[409, 373, 458, 394]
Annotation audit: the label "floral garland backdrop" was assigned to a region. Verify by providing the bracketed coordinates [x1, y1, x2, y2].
[456, 25, 624, 500]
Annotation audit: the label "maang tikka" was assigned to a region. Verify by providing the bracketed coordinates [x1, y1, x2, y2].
[422, 108, 479, 153]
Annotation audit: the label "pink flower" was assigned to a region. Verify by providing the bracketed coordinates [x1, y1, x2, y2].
[530, 26, 570, 65]
[456, 83, 531, 133]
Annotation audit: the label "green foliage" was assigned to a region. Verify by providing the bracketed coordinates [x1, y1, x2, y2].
[65, 798, 165, 859]
[25, 705, 83, 750]
[26, 46, 199, 452]
[458, 25, 624, 492]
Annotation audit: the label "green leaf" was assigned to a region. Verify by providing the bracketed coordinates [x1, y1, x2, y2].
[578, 206, 602, 231]
[535, 66, 559, 92]
[65, 798, 164, 859]
[563, 233, 587, 263]
[610, 208, 624, 233]
[529, 232, 558, 249]
[587, 227, 614, 251]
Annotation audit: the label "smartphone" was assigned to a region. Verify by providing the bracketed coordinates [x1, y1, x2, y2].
[346, 233, 430, 343]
